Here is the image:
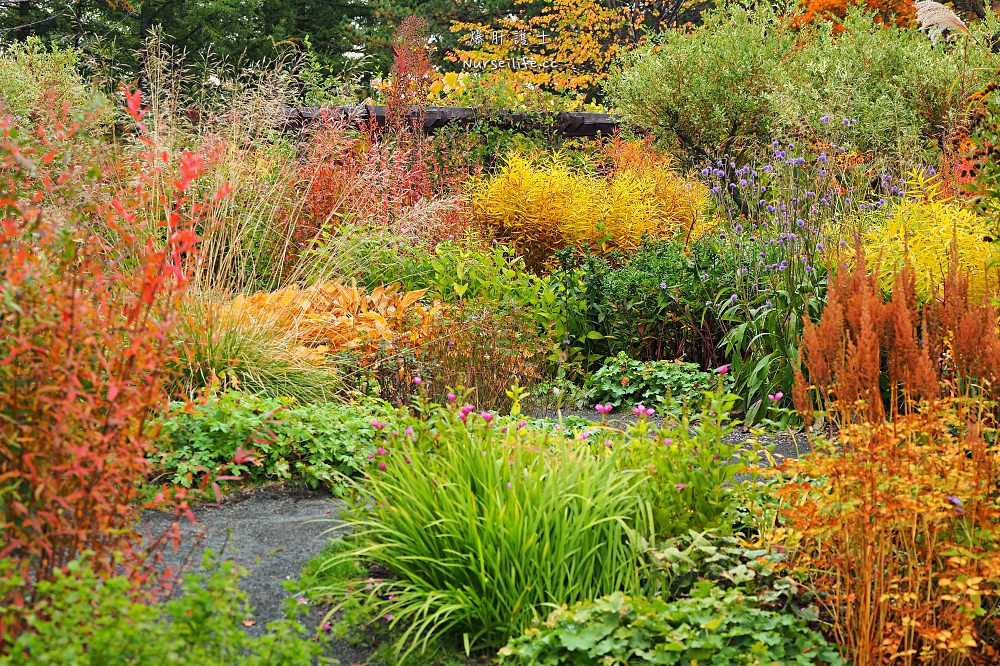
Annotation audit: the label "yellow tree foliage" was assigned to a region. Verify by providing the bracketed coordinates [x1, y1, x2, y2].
[449, 0, 633, 93]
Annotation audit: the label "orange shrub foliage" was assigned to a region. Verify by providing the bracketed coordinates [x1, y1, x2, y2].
[227, 281, 442, 364]
[796, 0, 915, 30]
[0, 90, 225, 641]
[770, 402, 1000, 665]
[786, 242, 1000, 664]
[794, 244, 1000, 426]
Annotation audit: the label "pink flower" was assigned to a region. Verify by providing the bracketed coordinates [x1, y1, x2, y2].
[507, 481, 512, 489]
[377, 447, 388, 456]
[413, 376, 422, 386]
[768, 391, 784, 402]
[595, 403, 613, 414]
[322, 623, 332, 632]
[518, 420, 527, 429]
[674, 483, 686, 490]
[378, 462, 387, 471]
[664, 438, 672, 446]
[447, 392, 456, 402]
[405, 427, 414, 437]
[367, 452, 375, 460]
[644, 407, 656, 417]
[480, 411, 494, 423]
[717, 365, 729, 375]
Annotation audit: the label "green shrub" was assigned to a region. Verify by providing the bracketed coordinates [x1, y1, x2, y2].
[0, 552, 322, 664]
[581, 352, 721, 413]
[0, 38, 109, 127]
[307, 226, 548, 307]
[546, 240, 735, 378]
[153, 391, 397, 491]
[498, 588, 842, 665]
[606, 3, 792, 164]
[319, 401, 650, 657]
[615, 391, 750, 538]
[607, 4, 990, 168]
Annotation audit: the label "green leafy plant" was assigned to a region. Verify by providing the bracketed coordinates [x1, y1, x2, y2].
[645, 531, 818, 620]
[0, 551, 323, 664]
[317, 400, 650, 658]
[581, 352, 720, 413]
[153, 391, 397, 491]
[614, 391, 750, 539]
[0, 38, 110, 129]
[498, 588, 842, 665]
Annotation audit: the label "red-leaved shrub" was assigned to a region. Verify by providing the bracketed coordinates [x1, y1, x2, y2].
[0, 88, 226, 643]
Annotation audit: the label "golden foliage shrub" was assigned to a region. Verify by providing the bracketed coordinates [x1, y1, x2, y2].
[228, 282, 442, 363]
[470, 143, 707, 270]
[861, 171, 999, 301]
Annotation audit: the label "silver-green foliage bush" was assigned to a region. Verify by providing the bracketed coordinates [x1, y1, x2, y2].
[607, 4, 993, 166]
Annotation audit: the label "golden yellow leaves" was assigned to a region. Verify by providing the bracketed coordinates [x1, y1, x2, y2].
[860, 170, 1000, 300]
[469, 145, 707, 269]
[228, 282, 442, 364]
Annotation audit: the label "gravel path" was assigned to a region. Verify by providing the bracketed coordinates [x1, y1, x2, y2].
[141, 485, 367, 663]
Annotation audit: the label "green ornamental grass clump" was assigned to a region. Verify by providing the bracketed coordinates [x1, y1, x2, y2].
[318, 399, 650, 657]
[314, 392, 764, 658]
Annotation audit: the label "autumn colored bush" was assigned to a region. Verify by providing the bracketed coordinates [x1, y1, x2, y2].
[0, 90, 224, 643]
[226, 281, 442, 366]
[794, 244, 1000, 426]
[795, 0, 914, 31]
[413, 300, 549, 410]
[470, 145, 706, 270]
[786, 244, 1000, 661]
[770, 401, 1000, 664]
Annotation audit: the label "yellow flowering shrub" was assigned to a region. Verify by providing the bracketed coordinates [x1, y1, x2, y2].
[862, 171, 999, 300]
[470, 146, 707, 270]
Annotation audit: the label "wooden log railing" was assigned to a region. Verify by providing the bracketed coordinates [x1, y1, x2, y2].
[284, 105, 621, 138]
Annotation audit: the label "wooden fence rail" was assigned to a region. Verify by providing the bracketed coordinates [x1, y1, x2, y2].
[285, 105, 621, 138]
